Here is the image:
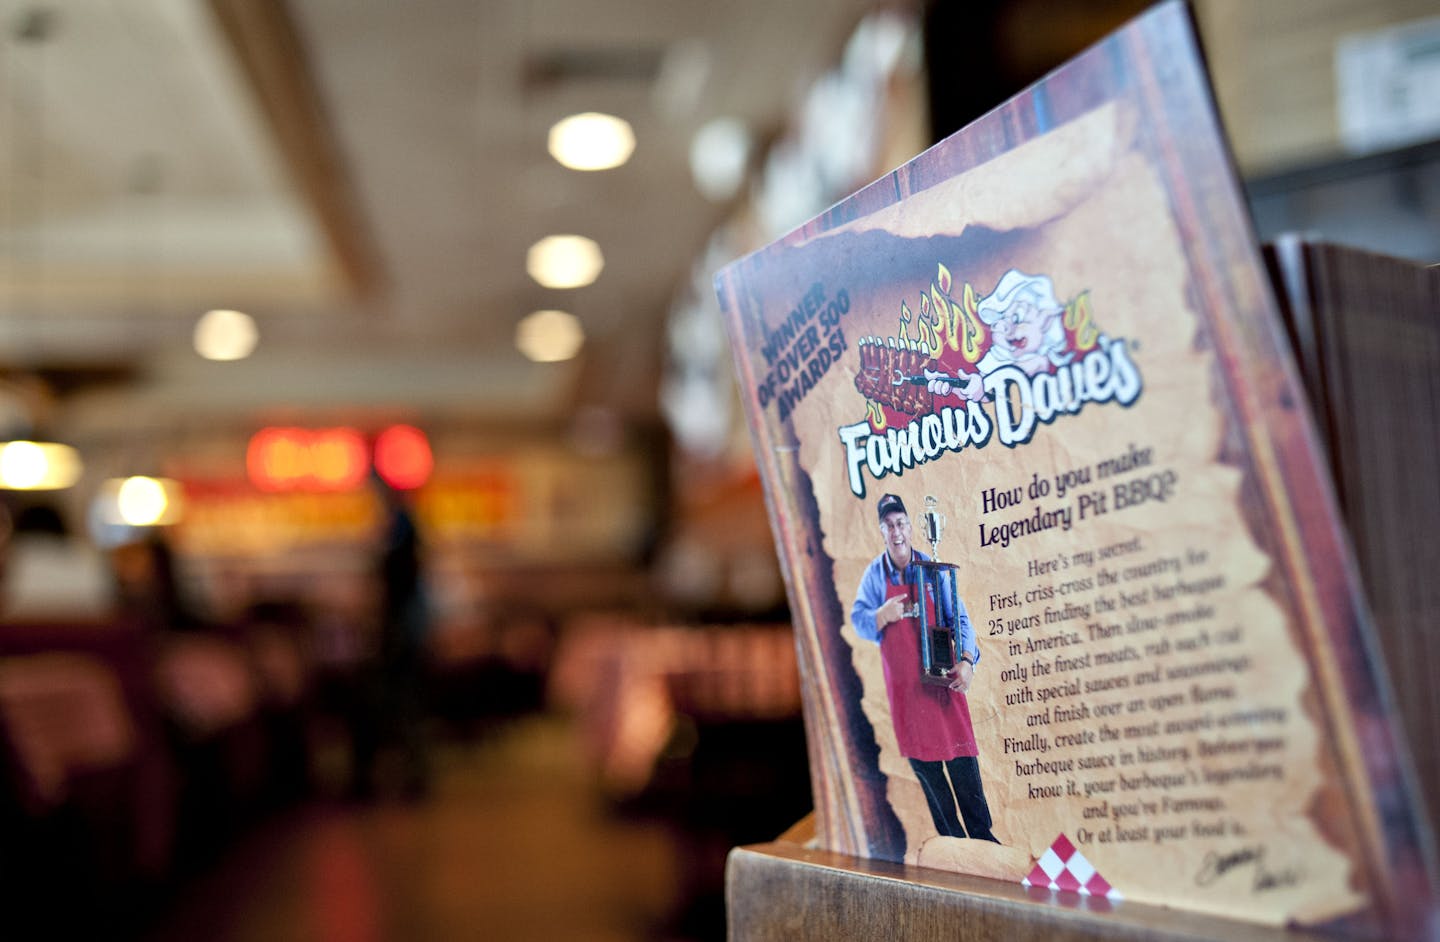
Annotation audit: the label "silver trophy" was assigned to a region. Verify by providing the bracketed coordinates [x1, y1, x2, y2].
[913, 495, 961, 686]
[921, 495, 946, 560]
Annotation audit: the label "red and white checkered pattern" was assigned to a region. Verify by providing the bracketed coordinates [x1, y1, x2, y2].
[1022, 833, 1122, 899]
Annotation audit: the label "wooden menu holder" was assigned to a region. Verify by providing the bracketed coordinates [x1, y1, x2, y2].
[728, 817, 1338, 942]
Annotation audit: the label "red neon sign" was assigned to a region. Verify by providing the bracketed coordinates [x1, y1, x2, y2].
[374, 424, 433, 490]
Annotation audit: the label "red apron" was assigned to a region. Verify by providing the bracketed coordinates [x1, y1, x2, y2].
[880, 580, 977, 761]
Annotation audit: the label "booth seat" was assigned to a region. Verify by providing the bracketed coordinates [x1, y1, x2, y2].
[0, 616, 315, 935]
[0, 619, 178, 934]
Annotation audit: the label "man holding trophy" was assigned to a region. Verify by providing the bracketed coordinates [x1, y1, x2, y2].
[851, 493, 998, 843]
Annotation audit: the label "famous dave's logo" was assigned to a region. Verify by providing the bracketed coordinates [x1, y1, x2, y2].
[839, 266, 1142, 497]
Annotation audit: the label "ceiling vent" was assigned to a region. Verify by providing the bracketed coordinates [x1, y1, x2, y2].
[523, 46, 665, 91]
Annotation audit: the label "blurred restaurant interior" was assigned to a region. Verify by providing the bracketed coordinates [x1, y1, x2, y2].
[0, 0, 1436, 939]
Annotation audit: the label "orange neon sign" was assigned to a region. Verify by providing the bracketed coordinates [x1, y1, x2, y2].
[247, 427, 369, 492]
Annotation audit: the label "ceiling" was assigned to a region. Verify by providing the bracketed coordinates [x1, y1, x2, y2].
[0, 0, 881, 447]
[4, 0, 1436, 458]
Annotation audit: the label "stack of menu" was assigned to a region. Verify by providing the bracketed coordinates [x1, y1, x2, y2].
[1267, 237, 1440, 839]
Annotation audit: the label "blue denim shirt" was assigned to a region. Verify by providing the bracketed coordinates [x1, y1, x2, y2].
[850, 549, 980, 664]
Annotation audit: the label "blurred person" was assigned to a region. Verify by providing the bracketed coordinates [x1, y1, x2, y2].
[228, 597, 314, 805]
[110, 533, 201, 632]
[850, 493, 998, 842]
[349, 473, 432, 800]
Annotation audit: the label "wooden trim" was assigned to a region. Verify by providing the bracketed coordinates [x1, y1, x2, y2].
[727, 840, 1343, 942]
[206, 0, 384, 298]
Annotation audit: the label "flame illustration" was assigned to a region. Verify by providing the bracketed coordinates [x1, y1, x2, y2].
[917, 294, 933, 350]
[1064, 291, 1098, 351]
[927, 263, 986, 364]
[866, 399, 887, 431]
[929, 286, 951, 351]
[957, 283, 985, 362]
[917, 314, 939, 356]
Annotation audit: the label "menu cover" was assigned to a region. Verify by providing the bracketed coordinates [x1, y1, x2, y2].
[714, 2, 1435, 936]
[1265, 238, 1440, 847]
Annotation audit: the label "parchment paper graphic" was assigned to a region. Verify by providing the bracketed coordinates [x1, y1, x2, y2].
[785, 106, 1364, 926]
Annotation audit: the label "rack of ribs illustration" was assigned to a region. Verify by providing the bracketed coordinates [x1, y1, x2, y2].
[854, 336, 938, 416]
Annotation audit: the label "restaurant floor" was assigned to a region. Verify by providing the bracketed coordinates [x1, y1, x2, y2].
[142, 715, 711, 942]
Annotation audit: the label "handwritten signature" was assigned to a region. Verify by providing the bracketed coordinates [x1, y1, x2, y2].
[1195, 845, 1302, 892]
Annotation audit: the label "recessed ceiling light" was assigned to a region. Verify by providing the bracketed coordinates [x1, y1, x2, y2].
[526, 235, 604, 289]
[516, 309, 585, 363]
[194, 309, 259, 361]
[548, 112, 635, 171]
[690, 117, 752, 202]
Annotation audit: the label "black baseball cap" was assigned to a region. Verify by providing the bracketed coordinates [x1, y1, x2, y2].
[876, 493, 906, 520]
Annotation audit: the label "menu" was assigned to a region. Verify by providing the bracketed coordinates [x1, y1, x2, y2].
[715, 3, 1434, 935]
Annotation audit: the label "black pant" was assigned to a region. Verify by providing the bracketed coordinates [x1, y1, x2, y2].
[908, 756, 998, 842]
